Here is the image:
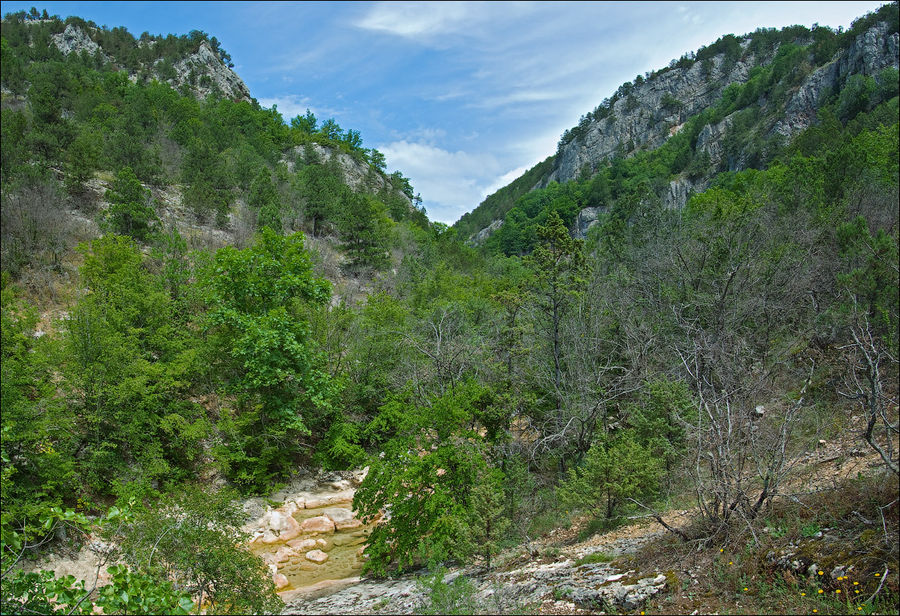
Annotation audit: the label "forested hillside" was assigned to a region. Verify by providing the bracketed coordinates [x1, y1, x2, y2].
[1, 5, 897, 616]
[456, 3, 899, 245]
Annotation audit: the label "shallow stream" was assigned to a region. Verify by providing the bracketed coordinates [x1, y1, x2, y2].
[244, 472, 376, 595]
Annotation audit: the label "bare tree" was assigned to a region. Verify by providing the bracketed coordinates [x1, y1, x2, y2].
[1, 180, 72, 279]
[839, 303, 899, 475]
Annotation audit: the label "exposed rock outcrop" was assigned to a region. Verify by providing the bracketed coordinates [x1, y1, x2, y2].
[283, 145, 413, 208]
[49, 23, 250, 102]
[167, 41, 251, 102]
[469, 19, 899, 242]
[51, 24, 108, 61]
[546, 21, 898, 193]
[772, 21, 899, 137]
[468, 218, 503, 245]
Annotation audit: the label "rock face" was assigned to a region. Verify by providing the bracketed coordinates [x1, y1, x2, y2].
[49, 24, 250, 102]
[544, 50, 755, 189]
[546, 21, 898, 194]
[51, 24, 108, 60]
[167, 41, 251, 102]
[283, 145, 413, 208]
[469, 19, 899, 242]
[772, 21, 899, 138]
[574, 206, 605, 237]
[469, 219, 503, 245]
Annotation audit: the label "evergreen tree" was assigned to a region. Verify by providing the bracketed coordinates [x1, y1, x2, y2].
[105, 167, 158, 241]
[339, 193, 390, 269]
[523, 211, 588, 404]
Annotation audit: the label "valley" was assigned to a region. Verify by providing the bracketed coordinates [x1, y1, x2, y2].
[1, 3, 897, 615]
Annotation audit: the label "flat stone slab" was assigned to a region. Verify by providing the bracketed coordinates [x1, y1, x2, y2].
[306, 549, 329, 564]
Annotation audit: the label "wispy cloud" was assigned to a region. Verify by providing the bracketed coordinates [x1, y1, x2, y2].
[355, 1, 476, 38]
[355, 1, 539, 41]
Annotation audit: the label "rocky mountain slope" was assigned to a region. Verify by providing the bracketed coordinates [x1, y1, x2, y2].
[4, 12, 251, 101]
[548, 23, 898, 191]
[459, 9, 899, 242]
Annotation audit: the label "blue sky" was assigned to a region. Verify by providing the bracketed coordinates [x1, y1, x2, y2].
[1, 1, 887, 223]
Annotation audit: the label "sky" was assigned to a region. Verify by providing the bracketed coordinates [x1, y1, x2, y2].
[1, 1, 888, 223]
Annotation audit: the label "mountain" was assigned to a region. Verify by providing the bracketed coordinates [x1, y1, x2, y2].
[2, 11, 251, 101]
[1, 6, 897, 616]
[1, 8, 425, 280]
[456, 3, 899, 243]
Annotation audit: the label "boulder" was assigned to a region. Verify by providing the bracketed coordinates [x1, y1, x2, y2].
[261, 510, 301, 543]
[323, 507, 355, 525]
[306, 549, 329, 564]
[287, 538, 318, 551]
[273, 573, 290, 590]
[300, 515, 335, 534]
[273, 546, 298, 565]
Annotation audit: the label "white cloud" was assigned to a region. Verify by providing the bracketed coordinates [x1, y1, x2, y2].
[256, 95, 314, 122]
[356, 2, 474, 38]
[378, 140, 506, 223]
[256, 95, 346, 125]
[480, 165, 530, 200]
[355, 1, 536, 41]
[468, 89, 568, 109]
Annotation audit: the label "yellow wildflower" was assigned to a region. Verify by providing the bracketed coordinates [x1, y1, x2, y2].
[854, 581, 859, 585]
[818, 589, 824, 594]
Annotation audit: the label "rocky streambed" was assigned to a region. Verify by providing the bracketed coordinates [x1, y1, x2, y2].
[242, 469, 376, 598]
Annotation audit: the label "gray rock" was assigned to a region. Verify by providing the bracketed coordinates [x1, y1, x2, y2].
[52, 24, 108, 61]
[469, 218, 504, 245]
[574, 206, 605, 238]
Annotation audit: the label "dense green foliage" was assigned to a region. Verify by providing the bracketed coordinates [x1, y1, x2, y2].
[1, 8, 423, 256]
[1, 4, 896, 598]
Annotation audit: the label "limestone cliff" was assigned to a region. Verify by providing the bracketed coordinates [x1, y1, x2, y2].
[548, 22, 897, 197]
[467, 17, 898, 242]
[47, 22, 251, 102]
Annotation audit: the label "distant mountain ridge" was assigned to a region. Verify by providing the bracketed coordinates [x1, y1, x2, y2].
[456, 4, 899, 242]
[2, 10, 251, 102]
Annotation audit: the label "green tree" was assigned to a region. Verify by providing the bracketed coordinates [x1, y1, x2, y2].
[117, 487, 283, 614]
[339, 193, 391, 269]
[64, 128, 101, 194]
[300, 153, 343, 236]
[249, 168, 283, 232]
[67, 235, 196, 494]
[104, 167, 159, 241]
[1, 277, 75, 528]
[558, 431, 662, 519]
[354, 382, 498, 575]
[203, 229, 335, 491]
[523, 211, 588, 404]
[456, 467, 510, 571]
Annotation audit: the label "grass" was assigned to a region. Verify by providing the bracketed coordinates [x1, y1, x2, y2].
[575, 551, 615, 566]
[625, 472, 898, 615]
